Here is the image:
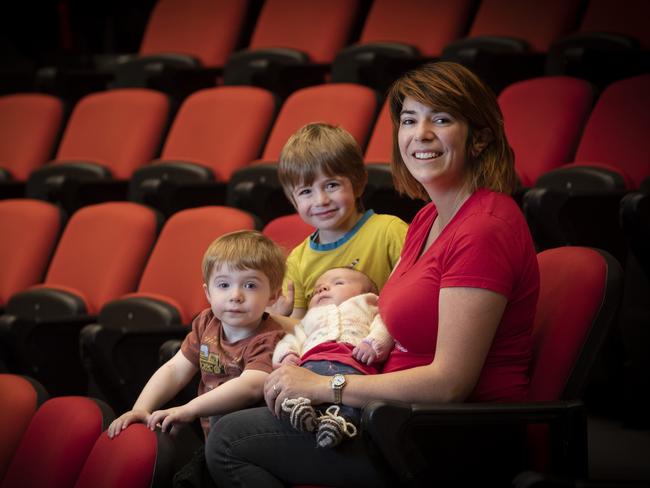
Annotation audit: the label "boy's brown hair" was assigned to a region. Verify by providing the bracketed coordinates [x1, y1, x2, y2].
[387, 61, 517, 200]
[278, 123, 368, 211]
[201, 230, 286, 292]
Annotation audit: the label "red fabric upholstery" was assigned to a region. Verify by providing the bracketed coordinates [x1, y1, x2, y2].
[136, 206, 256, 324]
[140, 0, 250, 66]
[159, 86, 276, 180]
[37, 202, 159, 315]
[261, 83, 377, 161]
[0, 199, 61, 307]
[54, 89, 169, 179]
[573, 74, 650, 190]
[529, 247, 608, 401]
[0, 94, 64, 180]
[579, 0, 650, 49]
[249, 0, 362, 63]
[360, 0, 473, 57]
[74, 425, 157, 488]
[467, 0, 581, 52]
[1, 397, 110, 488]
[499, 76, 594, 187]
[364, 100, 392, 163]
[0, 375, 45, 480]
[263, 213, 314, 256]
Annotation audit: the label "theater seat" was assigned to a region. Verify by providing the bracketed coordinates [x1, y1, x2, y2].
[129, 85, 277, 216]
[80, 206, 256, 413]
[25, 88, 170, 215]
[262, 213, 315, 257]
[546, 0, 650, 89]
[0, 202, 160, 396]
[1, 396, 114, 488]
[0, 93, 64, 198]
[362, 247, 623, 485]
[0, 199, 63, 312]
[331, 0, 474, 93]
[74, 423, 200, 488]
[523, 74, 650, 264]
[223, 0, 363, 98]
[0, 374, 48, 481]
[442, 0, 582, 93]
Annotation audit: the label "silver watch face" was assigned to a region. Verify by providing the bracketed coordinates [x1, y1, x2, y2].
[332, 374, 345, 388]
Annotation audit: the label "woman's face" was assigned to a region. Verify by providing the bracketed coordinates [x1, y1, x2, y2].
[398, 96, 470, 194]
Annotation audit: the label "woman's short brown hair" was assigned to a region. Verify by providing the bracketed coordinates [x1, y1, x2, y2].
[202, 230, 286, 293]
[278, 123, 368, 211]
[387, 62, 516, 200]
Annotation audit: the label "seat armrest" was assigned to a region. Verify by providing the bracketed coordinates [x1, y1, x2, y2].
[536, 165, 629, 194]
[226, 163, 293, 224]
[6, 287, 88, 320]
[443, 35, 530, 62]
[98, 296, 183, 330]
[362, 400, 587, 483]
[26, 161, 112, 201]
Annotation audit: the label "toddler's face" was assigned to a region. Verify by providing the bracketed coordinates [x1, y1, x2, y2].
[308, 268, 371, 308]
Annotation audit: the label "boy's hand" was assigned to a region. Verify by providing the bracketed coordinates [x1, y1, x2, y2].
[107, 410, 149, 438]
[147, 406, 195, 435]
[266, 282, 295, 316]
[352, 341, 378, 365]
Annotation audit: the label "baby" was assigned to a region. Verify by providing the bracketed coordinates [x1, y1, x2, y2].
[273, 266, 394, 447]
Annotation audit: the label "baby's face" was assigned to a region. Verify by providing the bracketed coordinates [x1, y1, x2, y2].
[308, 268, 370, 308]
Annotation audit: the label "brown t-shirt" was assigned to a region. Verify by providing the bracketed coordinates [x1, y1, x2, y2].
[180, 308, 284, 435]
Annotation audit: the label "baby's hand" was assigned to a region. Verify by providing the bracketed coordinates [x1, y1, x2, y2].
[266, 282, 295, 316]
[279, 353, 300, 367]
[107, 409, 149, 438]
[352, 341, 378, 365]
[147, 406, 194, 435]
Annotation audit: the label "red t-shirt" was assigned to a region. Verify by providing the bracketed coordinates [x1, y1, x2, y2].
[379, 189, 539, 402]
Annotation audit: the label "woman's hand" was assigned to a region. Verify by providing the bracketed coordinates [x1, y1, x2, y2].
[264, 365, 330, 417]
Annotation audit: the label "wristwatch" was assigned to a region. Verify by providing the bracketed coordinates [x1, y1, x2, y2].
[330, 374, 346, 404]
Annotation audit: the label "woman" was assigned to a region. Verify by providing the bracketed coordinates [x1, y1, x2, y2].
[204, 62, 540, 487]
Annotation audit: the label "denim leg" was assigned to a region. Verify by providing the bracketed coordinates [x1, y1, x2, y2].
[302, 360, 363, 425]
[205, 406, 389, 488]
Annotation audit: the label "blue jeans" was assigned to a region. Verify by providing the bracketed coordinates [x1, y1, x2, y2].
[301, 360, 363, 425]
[205, 407, 390, 487]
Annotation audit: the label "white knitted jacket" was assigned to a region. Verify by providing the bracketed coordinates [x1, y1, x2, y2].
[272, 293, 393, 365]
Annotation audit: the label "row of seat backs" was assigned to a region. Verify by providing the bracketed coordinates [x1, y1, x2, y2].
[72, 0, 650, 70]
[3, 71, 647, 194]
[0, 374, 192, 488]
[1, 244, 623, 486]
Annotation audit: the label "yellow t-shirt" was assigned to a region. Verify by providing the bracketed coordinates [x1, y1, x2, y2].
[284, 210, 408, 310]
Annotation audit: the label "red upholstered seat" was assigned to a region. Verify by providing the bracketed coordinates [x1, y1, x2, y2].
[1, 202, 159, 395]
[1, 396, 114, 488]
[129, 85, 277, 216]
[262, 213, 314, 257]
[362, 246, 623, 484]
[499, 76, 594, 188]
[0, 199, 62, 309]
[0, 93, 64, 182]
[524, 74, 650, 261]
[26, 88, 169, 214]
[0, 375, 48, 481]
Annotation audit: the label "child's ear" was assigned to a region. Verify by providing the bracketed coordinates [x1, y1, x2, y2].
[202, 283, 211, 303]
[267, 288, 282, 306]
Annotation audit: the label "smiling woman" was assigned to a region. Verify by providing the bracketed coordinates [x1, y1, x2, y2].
[204, 63, 539, 487]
